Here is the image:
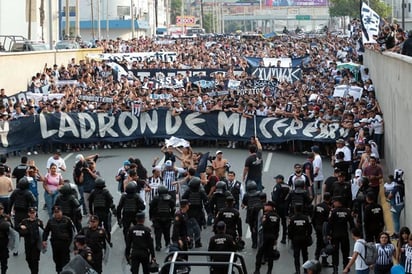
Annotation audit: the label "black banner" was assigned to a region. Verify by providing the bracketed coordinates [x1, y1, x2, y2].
[0, 110, 348, 153]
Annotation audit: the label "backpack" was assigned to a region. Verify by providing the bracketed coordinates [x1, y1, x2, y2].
[359, 241, 378, 266]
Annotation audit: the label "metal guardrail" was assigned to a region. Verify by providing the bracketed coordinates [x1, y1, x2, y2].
[160, 251, 248, 274]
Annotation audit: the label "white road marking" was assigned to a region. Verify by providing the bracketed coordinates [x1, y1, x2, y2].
[63, 152, 73, 161]
[111, 222, 119, 235]
[246, 226, 251, 239]
[263, 152, 273, 172]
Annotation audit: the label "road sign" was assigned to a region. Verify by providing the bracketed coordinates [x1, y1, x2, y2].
[176, 16, 196, 26]
[296, 15, 311, 20]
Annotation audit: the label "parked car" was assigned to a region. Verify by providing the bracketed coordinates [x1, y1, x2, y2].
[10, 40, 48, 52]
[55, 40, 80, 50]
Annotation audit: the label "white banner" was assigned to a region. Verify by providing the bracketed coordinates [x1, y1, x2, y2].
[87, 52, 178, 63]
[361, 2, 380, 44]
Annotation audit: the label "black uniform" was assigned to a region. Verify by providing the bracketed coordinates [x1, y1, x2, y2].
[117, 185, 145, 242]
[214, 205, 242, 241]
[226, 179, 242, 210]
[171, 209, 189, 255]
[181, 181, 208, 247]
[242, 185, 262, 249]
[54, 184, 82, 232]
[42, 215, 74, 273]
[0, 215, 12, 274]
[208, 231, 237, 274]
[363, 201, 384, 243]
[288, 209, 312, 274]
[149, 190, 175, 250]
[209, 189, 231, 218]
[88, 186, 116, 241]
[330, 181, 352, 208]
[328, 204, 354, 272]
[271, 180, 290, 242]
[125, 223, 155, 274]
[287, 189, 312, 216]
[255, 206, 280, 274]
[78, 226, 108, 274]
[312, 200, 331, 260]
[18, 216, 44, 274]
[9, 180, 36, 227]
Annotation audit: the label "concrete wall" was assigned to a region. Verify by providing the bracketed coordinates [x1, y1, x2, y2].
[0, 48, 103, 95]
[364, 49, 412, 227]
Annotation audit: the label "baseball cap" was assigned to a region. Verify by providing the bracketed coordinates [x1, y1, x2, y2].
[123, 160, 131, 166]
[336, 139, 345, 144]
[165, 160, 173, 167]
[75, 154, 84, 164]
[355, 169, 362, 177]
[216, 150, 223, 155]
[135, 212, 145, 220]
[216, 221, 226, 230]
[54, 149, 62, 155]
[53, 205, 62, 212]
[180, 199, 190, 207]
[89, 215, 99, 222]
[28, 207, 37, 213]
[274, 174, 284, 180]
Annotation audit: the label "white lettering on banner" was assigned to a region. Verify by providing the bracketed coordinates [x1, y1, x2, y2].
[97, 114, 118, 137]
[78, 113, 96, 139]
[239, 116, 248, 137]
[40, 114, 58, 138]
[302, 121, 319, 137]
[140, 111, 158, 134]
[272, 118, 290, 137]
[118, 112, 139, 136]
[185, 112, 205, 136]
[87, 52, 178, 63]
[284, 119, 303, 135]
[217, 112, 241, 136]
[59, 113, 80, 138]
[0, 121, 9, 147]
[251, 67, 301, 82]
[259, 118, 272, 138]
[165, 112, 182, 135]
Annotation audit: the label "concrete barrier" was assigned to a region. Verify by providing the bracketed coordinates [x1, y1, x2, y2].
[364, 49, 412, 230]
[0, 48, 103, 95]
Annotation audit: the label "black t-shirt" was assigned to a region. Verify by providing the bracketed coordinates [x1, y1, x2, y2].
[12, 164, 28, 183]
[164, 152, 176, 164]
[244, 152, 263, 180]
[323, 176, 338, 194]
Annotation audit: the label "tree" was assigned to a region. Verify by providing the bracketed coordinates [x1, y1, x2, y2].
[329, 0, 391, 19]
[170, 0, 182, 24]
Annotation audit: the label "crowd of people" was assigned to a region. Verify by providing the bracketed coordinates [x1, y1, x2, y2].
[0, 19, 409, 274]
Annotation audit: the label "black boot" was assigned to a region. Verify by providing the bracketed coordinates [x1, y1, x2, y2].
[332, 266, 338, 274]
[295, 265, 301, 274]
[321, 257, 333, 267]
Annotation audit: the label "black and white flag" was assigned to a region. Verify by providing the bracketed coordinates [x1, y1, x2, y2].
[360, 2, 381, 44]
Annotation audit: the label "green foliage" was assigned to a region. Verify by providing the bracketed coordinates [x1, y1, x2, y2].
[170, 0, 182, 24]
[329, 0, 391, 19]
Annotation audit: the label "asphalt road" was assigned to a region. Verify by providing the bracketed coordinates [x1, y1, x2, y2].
[5, 145, 340, 274]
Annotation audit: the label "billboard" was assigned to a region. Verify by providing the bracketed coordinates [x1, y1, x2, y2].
[265, 0, 327, 6]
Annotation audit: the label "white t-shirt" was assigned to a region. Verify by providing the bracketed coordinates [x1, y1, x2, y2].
[354, 239, 369, 270]
[335, 146, 352, 162]
[370, 114, 384, 134]
[46, 156, 66, 172]
[313, 154, 324, 181]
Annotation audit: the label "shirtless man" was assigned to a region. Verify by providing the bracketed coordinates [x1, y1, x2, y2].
[0, 166, 14, 214]
[212, 151, 228, 180]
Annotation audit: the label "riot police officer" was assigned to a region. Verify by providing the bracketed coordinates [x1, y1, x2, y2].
[54, 183, 82, 232]
[171, 199, 190, 257]
[241, 180, 262, 249]
[42, 205, 75, 274]
[18, 207, 44, 274]
[328, 196, 354, 274]
[288, 178, 312, 216]
[208, 221, 237, 274]
[312, 192, 332, 267]
[271, 174, 290, 244]
[214, 196, 242, 245]
[78, 215, 108, 274]
[88, 177, 116, 242]
[0, 204, 11, 274]
[363, 191, 384, 243]
[181, 177, 208, 248]
[209, 181, 231, 219]
[9, 177, 36, 228]
[288, 204, 313, 274]
[117, 181, 146, 242]
[254, 201, 280, 274]
[73, 234, 94, 269]
[125, 212, 156, 274]
[149, 185, 175, 251]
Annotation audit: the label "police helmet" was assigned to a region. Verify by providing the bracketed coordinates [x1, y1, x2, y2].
[188, 177, 201, 189]
[17, 177, 30, 190]
[236, 239, 245, 251]
[59, 183, 72, 195]
[158, 185, 168, 195]
[246, 180, 257, 192]
[302, 260, 321, 273]
[215, 181, 227, 193]
[294, 178, 305, 189]
[125, 181, 137, 194]
[95, 177, 106, 188]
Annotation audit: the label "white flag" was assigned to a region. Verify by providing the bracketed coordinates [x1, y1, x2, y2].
[361, 2, 381, 44]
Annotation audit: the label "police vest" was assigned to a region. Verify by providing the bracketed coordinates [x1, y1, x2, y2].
[123, 195, 138, 213]
[157, 196, 172, 218]
[247, 193, 261, 209]
[59, 196, 74, 216]
[93, 190, 107, 209]
[188, 190, 201, 206]
[14, 191, 28, 210]
[214, 193, 227, 212]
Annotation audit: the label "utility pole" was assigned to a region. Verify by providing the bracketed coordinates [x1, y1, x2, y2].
[48, 0, 53, 50]
[106, 0, 109, 38]
[91, 0, 95, 41]
[131, 0, 135, 39]
[65, 0, 69, 38]
[97, 0, 101, 40]
[75, 0, 80, 38]
[28, 0, 32, 40]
